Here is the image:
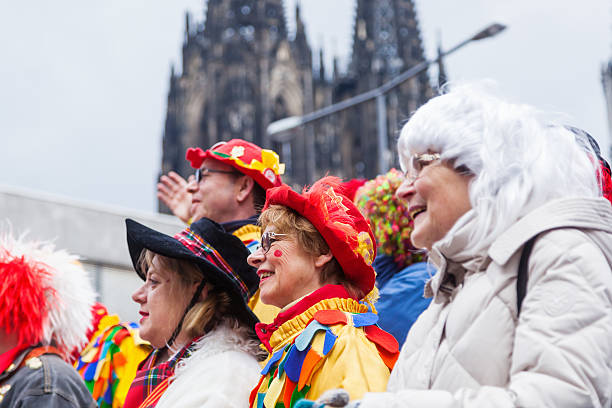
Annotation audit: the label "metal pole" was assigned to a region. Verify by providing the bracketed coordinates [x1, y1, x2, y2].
[267, 22, 506, 139]
[376, 94, 389, 173]
[306, 125, 316, 183]
[266, 23, 507, 180]
[95, 263, 102, 301]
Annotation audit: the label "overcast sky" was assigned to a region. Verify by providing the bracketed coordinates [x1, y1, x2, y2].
[0, 0, 610, 212]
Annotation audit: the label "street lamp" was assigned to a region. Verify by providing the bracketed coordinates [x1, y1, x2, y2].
[268, 22, 507, 178]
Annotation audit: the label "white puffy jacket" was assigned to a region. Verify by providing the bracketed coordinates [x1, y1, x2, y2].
[361, 197, 612, 408]
[156, 323, 261, 408]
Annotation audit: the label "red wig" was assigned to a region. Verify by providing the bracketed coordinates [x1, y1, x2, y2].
[0, 235, 95, 359]
[0, 250, 55, 346]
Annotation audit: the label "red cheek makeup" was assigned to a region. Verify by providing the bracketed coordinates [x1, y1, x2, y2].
[273, 250, 283, 257]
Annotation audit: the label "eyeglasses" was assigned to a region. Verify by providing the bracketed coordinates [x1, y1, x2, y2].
[403, 152, 441, 185]
[195, 167, 239, 183]
[260, 231, 288, 254]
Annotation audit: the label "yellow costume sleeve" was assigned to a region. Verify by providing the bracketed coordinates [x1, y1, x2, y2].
[248, 289, 280, 325]
[251, 312, 396, 408]
[307, 325, 390, 400]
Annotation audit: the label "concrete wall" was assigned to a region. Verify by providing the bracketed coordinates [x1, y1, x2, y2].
[0, 184, 184, 322]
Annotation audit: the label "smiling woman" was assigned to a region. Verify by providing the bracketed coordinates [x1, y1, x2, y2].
[350, 82, 612, 407]
[122, 218, 263, 408]
[246, 176, 399, 408]
[396, 154, 472, 250]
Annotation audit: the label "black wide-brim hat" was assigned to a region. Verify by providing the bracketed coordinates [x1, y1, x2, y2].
[125, 217, 259, 329]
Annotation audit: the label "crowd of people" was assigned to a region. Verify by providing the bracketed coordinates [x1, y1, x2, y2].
[1, 82, 612, 408]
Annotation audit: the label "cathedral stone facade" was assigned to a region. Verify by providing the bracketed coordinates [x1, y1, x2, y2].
[160, 0, 432, 211]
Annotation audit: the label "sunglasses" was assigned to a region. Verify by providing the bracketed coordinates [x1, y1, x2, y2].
[195, 167, 240, 183]
[260, 231, 288, 254]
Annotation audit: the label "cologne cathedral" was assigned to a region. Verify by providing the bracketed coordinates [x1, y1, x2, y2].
[159, 0, 434, 208]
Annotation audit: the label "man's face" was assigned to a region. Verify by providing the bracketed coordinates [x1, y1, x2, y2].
[186, 158, 243, 224]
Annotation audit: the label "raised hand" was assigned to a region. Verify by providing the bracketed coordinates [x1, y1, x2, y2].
[157, 171, 193, 224]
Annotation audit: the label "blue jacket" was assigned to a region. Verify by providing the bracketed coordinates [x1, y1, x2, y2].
[373, 255, 435, 346]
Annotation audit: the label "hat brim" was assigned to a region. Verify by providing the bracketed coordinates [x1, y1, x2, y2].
[125, 219, 258, 329]
[203, 150, 278, 190]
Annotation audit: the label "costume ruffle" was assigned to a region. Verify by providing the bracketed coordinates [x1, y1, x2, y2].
[75, 315, 151, 408]
[250, 297, 399, 408]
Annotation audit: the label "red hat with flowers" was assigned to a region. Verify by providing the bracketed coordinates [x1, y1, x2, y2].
[185, 139, 284, 190]
[264, 176, 377, 297]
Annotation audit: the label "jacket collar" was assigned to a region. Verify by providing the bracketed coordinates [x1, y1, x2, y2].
[426, 210, 489, 302]
[221, 215, 259, 234]
[173, 323, 260, 375]
[0, 344, 30, 382]
[488, 197, 612, 266]
[425, 197, 612, 300]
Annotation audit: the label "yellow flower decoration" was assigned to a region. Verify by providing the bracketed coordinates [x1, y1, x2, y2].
[230, 146, 245, 158]
[231, 148, 285, 176]
[356, 231, 375, 266]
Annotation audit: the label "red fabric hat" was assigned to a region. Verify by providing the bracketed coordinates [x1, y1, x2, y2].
[599, 160, 612, 204]
[339, 178, 367, 202]
[264, 176, 377, 296]
[185, 139, 284, 190]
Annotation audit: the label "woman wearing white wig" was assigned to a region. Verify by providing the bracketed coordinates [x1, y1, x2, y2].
[298, 83, 612, 408]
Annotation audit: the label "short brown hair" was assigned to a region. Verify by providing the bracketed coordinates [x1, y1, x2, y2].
[259, 205, 364, 299]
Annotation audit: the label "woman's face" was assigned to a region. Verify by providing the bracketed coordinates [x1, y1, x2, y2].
[396, 159, 472, 250]
[131, 255, 196, 349]
[247, 226, 329, 308]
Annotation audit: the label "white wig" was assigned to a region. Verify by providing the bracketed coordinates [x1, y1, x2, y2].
[397, 81, 600, 251]
[0, 232, 96, 358]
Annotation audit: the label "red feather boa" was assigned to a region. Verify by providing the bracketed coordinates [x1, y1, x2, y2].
[0, 254, 55, 346]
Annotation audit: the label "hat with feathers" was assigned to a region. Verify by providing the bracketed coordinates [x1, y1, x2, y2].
[264, 176, 377, 297]
[0, 233, 96, 359]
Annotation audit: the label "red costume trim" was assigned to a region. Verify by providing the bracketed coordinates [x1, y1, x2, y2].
[137, 377, 170, 408]
[363, 325, 400, 370]
[255, 285, 355, 352]
[0, 344, 29, 375]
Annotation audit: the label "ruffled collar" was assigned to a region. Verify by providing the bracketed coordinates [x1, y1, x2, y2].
[255, 285, 365, 352]
[425, 210, 490, 302]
